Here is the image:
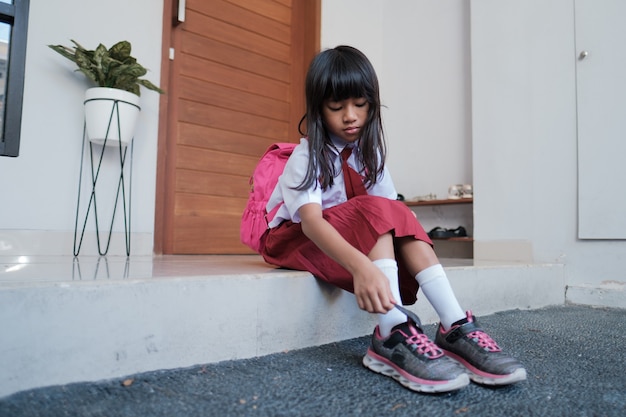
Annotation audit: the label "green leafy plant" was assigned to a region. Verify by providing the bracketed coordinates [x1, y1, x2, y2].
[48, 40, 164, 96]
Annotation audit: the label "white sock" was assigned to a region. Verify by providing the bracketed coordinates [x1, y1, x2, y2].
[373, 259, 406, 337]
[415, 264, 465, 330]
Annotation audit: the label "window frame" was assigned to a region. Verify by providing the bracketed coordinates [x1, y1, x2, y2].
[0, 0, 29, 157]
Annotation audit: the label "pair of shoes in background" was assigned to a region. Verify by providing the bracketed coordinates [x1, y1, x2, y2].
[448, 184, 473, 199]
[363, 307, 526, 393]
[428, 226, 467, 239]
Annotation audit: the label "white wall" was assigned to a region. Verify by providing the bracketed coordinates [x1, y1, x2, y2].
[0, 0, 164, 256]
[471, 0, 625, 307]
[321, 0, 472, 200]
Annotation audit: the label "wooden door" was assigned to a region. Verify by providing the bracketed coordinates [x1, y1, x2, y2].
[155, 0, 319, 254]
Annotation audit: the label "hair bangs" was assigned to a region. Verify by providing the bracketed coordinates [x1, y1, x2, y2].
[325, 63, 370, 102]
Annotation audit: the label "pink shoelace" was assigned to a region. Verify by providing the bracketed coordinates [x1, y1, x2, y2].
[393, 304, 444, 358]
[405, 331, 444, 358]
[467, 330, 501, 352]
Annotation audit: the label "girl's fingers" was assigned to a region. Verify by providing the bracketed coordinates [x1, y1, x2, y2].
[356, 292, 369, 312]
[356, 292, 374, 313]
[365, 291, 388, 314]
[355, 273, 395, 313]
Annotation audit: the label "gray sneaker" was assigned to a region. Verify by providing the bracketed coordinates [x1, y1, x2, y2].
[363, 306, 469, 393]
[435, 311, 527, 385]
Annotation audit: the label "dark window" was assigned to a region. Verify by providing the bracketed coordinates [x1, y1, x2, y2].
[0, 0, 29, 157]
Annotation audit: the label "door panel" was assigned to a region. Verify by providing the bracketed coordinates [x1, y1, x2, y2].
[177, 124, 274, 157]
[180, 33, 291, 81]
[157, 0, 319, 254]
[178, 101, 289, 139]
[176, 169, 251, 197]
[180, 56, 290, 102]
[576, 0, 626, 239]
[186, 10, 291, 62]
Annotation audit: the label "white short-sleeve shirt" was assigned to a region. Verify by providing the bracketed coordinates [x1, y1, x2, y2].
[267, 137, 397, 227]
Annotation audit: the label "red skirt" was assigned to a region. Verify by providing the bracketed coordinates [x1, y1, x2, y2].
[260, 195, 432, 305]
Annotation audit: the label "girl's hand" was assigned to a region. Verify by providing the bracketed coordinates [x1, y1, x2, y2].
[352, 262, 396, 314]
[299, 202, 396, 314]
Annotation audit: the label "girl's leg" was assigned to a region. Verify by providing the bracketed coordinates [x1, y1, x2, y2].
[367, 230, 395, 259]
[398, 238, 465, 330]
[368, 233, 406, 337]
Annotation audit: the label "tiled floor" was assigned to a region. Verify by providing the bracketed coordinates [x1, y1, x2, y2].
[0, 255, 484, 284]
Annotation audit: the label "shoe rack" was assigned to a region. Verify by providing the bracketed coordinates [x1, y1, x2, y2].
[404, 198, 473, 240]
[405, 197, 472, 208]
[405, 198, 473, 258]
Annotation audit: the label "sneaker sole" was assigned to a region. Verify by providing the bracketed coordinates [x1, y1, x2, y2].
[440, 349, 527, 385]
[362, 351, 470, 393]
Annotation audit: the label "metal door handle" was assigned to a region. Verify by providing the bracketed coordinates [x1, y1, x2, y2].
[177, 0, 186, 23]
[579, 50, 589, 60]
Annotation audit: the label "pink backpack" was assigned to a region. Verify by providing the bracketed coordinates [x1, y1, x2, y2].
[240, 142, 297, 253]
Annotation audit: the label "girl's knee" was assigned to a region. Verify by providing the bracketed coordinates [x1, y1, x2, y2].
[369, 232, 395, 259]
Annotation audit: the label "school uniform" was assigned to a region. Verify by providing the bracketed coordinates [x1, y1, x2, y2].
[260, 136, 431, 305]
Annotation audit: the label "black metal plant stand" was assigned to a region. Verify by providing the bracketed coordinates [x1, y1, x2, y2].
[73, 97, 138, 256]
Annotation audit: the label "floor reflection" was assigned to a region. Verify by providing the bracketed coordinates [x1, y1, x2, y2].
[0, 255, 477, 285]
[71, 256, 130, 280]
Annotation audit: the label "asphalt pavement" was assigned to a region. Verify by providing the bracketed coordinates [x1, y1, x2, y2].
[1, 305, 624, 417]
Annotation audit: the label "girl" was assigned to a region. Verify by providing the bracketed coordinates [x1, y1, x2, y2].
[260, 45, 526, 393]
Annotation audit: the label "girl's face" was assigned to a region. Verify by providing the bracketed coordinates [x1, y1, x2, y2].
[322, 97, 369, 143]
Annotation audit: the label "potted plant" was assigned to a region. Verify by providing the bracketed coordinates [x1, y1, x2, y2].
[49, 39, 164, 146]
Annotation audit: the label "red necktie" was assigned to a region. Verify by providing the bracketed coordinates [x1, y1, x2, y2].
[340, 146, 368, 199]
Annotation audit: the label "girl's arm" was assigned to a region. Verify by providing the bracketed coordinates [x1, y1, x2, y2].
[298, 202, 396, 314]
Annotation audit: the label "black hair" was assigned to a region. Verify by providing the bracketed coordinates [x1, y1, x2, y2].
[296, 45, 387, 190]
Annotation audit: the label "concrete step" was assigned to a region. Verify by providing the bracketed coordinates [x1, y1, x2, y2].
[0, 256, 564, 398]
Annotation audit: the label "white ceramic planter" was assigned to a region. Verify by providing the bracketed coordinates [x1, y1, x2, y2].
[84, 87, 141, 147]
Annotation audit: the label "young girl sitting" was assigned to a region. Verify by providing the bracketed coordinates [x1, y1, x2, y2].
[260, 45, 526, 393]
